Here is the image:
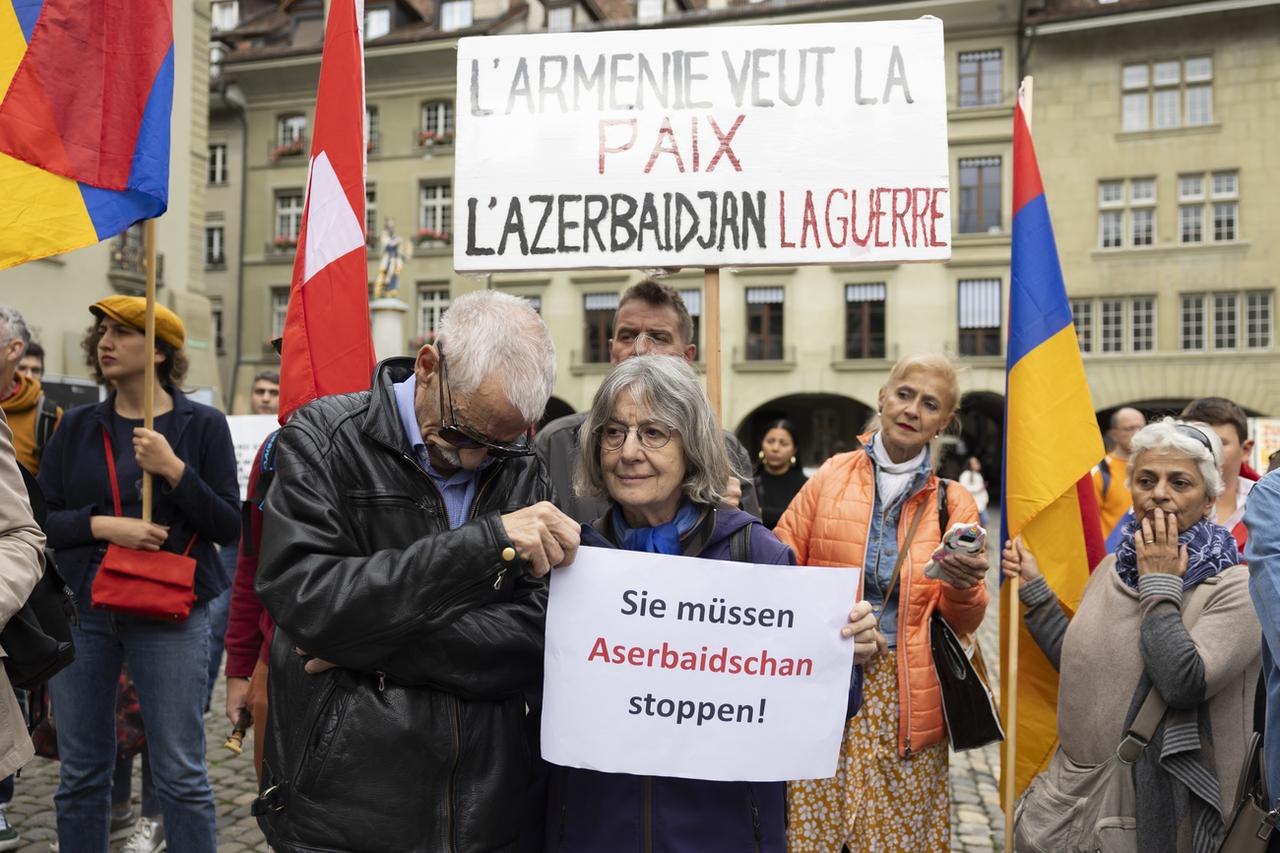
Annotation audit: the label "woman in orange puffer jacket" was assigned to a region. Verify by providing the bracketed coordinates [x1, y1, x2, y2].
[777, 353, 990, 853]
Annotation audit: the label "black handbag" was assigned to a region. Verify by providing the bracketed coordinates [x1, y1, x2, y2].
[929, 610, 1003, 751]
[0, 465, 77, 690]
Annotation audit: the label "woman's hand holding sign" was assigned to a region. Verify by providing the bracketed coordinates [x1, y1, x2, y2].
[842, 600, 881, 665]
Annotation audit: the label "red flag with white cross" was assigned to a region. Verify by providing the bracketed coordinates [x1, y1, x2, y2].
[278, 0, 377, 423]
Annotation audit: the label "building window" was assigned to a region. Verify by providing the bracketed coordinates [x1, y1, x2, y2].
[956, 278, 1001, 357]
[204, 226, 225, 268]
[1178, 201, 1203, 244]
[1247, 292, 1273, 350]
[1101, 299, 1126, 353]
[1180, 295, 1205, 351]
[1121, 57, 1213, 132]
[365, 184, 377, 239]
[957, 157, 1001, 234]
[277, 114, 306, 145]
[584, 293, 618, 363]
[745, 287, 785, 360]
[845, 283, 886, 359]
[420, 100, 455, 146]
[637, 0, 662, 24]
[1130, 297, 1155, 352]
[547, 5, 573, 31]
[270, 288, 290, 340]
[211, 0, 239, 31]
[364, 6, 391, 39]
[440, 0, 473, 31]
[211, 306, 225, 355]
[417, 285, 450, 341]
[957, 50, 1001, 108]
[1176, 170, 1240, 244]
[1212, 170, 1239, 242]
[274, 191, 304, 247]
[365, 106, 379, 154]
[210, 42, 226, 78]
[207, 143, 227, 185]
[1214, 293, 1238, 350]
[418, 182, 452, 244]
[1098, 178, 1163, 249]
[1070, 298, 1093, 353]
[678, 289, 702, 352]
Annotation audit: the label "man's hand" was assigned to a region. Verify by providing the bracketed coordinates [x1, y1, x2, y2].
[295, 646, 337, 675]
[499, 501, 581, 577]
[721, 477, 742, 510]
[91, 516, 169, 551]
[226, 677, 251, 727]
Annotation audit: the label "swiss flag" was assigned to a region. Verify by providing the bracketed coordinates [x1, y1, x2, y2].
[278, 0, 377, 424]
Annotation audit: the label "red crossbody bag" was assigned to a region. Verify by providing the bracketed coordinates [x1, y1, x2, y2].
[91, 428, 197, 622]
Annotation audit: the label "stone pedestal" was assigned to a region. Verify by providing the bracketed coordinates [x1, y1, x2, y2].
[369, 297, 409, 361]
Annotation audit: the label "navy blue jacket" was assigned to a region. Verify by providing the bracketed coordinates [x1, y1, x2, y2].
[532, 508, 803, 853]
[37, 388, 241, 605]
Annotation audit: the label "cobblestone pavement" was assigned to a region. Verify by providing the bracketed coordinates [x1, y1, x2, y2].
[8, 547, 1008, 853]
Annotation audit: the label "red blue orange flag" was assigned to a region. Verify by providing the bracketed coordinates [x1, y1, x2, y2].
[277, 0, 376, 422]
[1000, 83, 1106, 800]
[0, 0, 173, 269]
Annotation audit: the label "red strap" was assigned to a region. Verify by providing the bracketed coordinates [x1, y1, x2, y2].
[102, 428, 123, 517]
[102, 427, 198, 556]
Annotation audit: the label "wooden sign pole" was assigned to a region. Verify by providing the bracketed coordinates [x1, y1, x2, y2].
[141, 218, 158, 525]
[703, 268, 722, 422]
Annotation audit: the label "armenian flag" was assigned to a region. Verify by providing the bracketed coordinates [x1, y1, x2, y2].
[1000, 83, 1106, 801]
[0, 0, 173, 270]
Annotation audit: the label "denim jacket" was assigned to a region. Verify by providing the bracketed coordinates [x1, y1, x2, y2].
[862, 449, 934, 650]
[1244, 471, 1280, 803]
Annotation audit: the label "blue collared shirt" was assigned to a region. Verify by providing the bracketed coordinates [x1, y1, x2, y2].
[393, 374, 488, 530]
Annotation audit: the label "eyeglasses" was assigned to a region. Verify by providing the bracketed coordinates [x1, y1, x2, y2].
[598, 421, 674, 452]
[435, 345, 534, 459]
[1175, 423, 1215, 455]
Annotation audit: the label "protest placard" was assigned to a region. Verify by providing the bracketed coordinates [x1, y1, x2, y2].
[225, 415, 278, 501]
[455, 18, 950, 271]
[541, 545, 860, 782]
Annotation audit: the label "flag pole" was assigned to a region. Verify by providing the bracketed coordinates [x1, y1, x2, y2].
[141, 218, 158, 525]
[1004, 74, 1033, 852]
[704, 267, 722, 421]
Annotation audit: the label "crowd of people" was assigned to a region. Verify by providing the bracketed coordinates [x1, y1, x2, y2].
[0, 281, 1277, 853]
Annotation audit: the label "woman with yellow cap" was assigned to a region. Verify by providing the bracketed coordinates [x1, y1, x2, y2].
[37, 297, 240, 853]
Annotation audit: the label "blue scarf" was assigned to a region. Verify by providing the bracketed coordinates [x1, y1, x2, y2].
[1114, 517, 1238, 590]
[612, 501, 702, 555]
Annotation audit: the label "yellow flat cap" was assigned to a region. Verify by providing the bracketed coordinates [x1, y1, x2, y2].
[90, 296, 185, 349]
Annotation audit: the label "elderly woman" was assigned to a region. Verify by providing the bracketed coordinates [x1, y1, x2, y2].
[1005, 418, 1261, 852]
[777, 353, 989, 853]
[536, 355, 878, 852]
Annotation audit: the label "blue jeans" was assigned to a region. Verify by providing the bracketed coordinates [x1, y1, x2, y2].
[49, 603, 216, 853]
[205, 585, 232, 711]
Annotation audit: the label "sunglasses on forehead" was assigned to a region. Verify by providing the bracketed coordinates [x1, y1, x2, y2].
[436, 345, 534, 459]
[1175, 423, 1214, 455]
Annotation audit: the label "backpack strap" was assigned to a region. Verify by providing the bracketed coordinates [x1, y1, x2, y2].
[728, 524, 753, 563]
[33, 394, 57, 461]
[252, 430, 281, 509]
[1098, 456, 1112, 500]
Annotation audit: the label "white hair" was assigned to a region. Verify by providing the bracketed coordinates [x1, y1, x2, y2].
[1127, 417, 1225, 501]
[435, 290, 556, 423]
[0, 305, 31, 351]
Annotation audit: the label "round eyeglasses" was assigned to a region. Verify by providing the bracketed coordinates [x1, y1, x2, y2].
[598, 422, 674, 452]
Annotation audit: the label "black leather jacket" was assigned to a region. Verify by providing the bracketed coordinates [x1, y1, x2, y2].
[254, 358, 550, 853]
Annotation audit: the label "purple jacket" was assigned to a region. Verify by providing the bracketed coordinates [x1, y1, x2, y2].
[529, 508, 863, 853]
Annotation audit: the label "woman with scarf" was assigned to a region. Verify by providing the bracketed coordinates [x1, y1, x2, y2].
[1004, 418, 1261, 853]
[535, 355, 879, 852]
[777, 353, 990, 853]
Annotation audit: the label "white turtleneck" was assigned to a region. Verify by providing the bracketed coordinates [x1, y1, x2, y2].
[870, 431, 928, 509]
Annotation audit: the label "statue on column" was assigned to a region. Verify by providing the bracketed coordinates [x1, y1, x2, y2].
[372, 219, 410, 300]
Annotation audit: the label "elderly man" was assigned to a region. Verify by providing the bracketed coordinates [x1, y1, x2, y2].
[254, 291, 578, 852]
[537, 279, 760, 523]
[0, 307, 59, 476]
[1092, 406, 1145, 539]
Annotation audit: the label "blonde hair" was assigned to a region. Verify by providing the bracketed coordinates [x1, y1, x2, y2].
[884, 353, 961, 416]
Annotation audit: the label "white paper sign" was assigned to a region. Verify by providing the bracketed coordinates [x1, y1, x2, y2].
[541, 545, 860, 781]
[225, 415, 278, 501]
[455, 18, 950, 271]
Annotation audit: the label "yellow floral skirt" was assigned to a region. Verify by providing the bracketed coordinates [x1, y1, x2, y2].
[787, 652, 950, 853]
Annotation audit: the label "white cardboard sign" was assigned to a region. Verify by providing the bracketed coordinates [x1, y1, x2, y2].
[225, 415, 278, 501]
[541, 545, 861, 781]
[455, 18, 951, 271]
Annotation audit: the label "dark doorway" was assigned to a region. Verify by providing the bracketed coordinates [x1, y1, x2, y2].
[735, 394, 875, 472]
[949, 391, 1004, 504]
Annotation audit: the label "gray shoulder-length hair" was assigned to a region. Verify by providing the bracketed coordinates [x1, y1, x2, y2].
[575, 355, 730, 507]
[1127, 417, 1226, 503]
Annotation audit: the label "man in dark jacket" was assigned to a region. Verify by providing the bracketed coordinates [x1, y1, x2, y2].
[254, 291, 579, 853]
[535, 280, 760, 523]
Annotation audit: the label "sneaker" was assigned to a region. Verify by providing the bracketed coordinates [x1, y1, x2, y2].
[110, 804, 138, 842]
[121, 816, 165, 853]
[0, 806, 19, 852]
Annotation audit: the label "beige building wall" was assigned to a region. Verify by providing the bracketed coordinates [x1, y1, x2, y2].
[1027, 4, 1280, 414]
[0, 0, 221, 403]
